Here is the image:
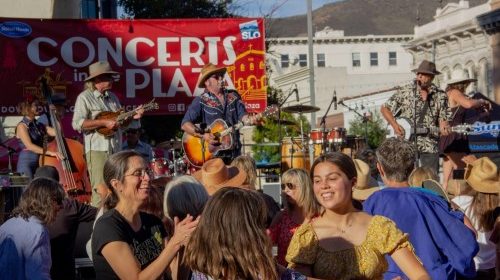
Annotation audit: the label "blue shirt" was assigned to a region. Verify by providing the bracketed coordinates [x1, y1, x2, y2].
[182, 90, 247, 152]
[0, 216, 51, 280]
[122, 140, 154, 162]
[363, 187, 478, 280]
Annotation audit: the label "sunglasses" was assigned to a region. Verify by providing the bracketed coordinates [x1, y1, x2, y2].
[281, 182, 298, 191]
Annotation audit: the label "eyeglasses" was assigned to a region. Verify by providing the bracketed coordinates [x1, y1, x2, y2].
[125, 168, 154, 180]
[281, 182, 298, 191]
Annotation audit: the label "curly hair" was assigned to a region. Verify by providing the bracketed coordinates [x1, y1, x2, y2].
[376, 138, 415, 182]
[184, 187, 277, 280]
[11, 177, 65, 224]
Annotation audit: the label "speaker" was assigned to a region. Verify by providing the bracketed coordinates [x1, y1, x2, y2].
[262, 183, 281, 205]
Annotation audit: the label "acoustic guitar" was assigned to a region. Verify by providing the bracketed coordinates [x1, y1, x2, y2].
[182, 105, 278, 167]
[95, 99, 159, 138]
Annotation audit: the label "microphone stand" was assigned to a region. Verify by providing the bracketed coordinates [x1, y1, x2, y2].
[279, 88, 297, 171]
[338, 101, 370, 141]
[413, 79, 420, 167]
[0, 143, 16, 175]
[320, 93, 336, 154]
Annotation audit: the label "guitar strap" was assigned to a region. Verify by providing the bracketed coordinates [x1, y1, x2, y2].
[417, 98, 430, 126]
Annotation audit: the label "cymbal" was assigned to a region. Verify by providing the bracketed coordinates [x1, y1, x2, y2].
[156, 139, 182, 150]
[269, 118, 297, 126]
[282, 104, 320, 113]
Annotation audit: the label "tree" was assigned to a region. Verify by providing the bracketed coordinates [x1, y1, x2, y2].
[348, 112, 387, 149]
[118, 0, 233, 19]
[251, 85, 311, 163]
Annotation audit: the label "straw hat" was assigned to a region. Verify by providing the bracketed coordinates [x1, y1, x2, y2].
[84, 61, 119, 82]
[412, 60, 441, 75]
[446, 69, 477, 86]
[196, 63, 227, 88]
[193, 158, 247, 195]
[352, 159, 382, 200]
[464, 157, 500, 194]
[421, 179, 450, 202]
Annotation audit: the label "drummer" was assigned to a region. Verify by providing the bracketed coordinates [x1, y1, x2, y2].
[121, 127, 153, 162]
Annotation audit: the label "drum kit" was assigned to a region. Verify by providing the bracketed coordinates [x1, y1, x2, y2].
[278, 104, 366, 172]
[149, 139, 188, 184]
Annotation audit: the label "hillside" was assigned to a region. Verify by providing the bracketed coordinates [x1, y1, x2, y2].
[266, 0, 488, 37]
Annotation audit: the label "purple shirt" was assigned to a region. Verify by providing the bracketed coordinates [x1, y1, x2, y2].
[0, 216, 52, 280]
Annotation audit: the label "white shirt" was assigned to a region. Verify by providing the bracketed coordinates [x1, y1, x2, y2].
[452, 195, 496, 270]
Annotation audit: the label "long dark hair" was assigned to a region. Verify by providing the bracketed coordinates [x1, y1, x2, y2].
[184, 187, 277, 280]
[11, 177, 65, 224]
[102, 150, 143, 209]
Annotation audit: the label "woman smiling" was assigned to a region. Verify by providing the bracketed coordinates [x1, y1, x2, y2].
[91, 150, 198, 279]
[286, 152, 430, 280]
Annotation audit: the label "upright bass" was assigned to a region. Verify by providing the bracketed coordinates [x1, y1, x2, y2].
[39, 78, 91, 203]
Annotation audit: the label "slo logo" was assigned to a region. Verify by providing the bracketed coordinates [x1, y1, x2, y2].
[239, 20, 260, 41]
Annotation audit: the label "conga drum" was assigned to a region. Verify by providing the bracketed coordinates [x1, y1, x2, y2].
[281, 137, 310, 172]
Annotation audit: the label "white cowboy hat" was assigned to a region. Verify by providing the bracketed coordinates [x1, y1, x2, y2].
[446, 69, 477, 86]
[84, 61, 120, 82]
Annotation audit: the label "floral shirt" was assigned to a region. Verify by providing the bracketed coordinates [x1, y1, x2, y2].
[384, 82, 448, 153]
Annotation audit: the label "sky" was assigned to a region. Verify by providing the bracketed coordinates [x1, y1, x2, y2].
[230, 0, 342, 18]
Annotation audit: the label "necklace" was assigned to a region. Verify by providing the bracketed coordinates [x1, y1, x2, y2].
[334, 220, 353, 234]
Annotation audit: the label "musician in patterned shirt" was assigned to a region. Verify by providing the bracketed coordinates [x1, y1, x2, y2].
[181, 63, 258, 164]
[381, 60, 449, 170]
[72, 61, 143, 206]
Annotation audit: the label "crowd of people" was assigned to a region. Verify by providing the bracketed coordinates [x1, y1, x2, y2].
[0, 59, 498, 279]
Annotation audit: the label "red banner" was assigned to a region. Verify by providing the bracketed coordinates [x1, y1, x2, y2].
[0, 18, 267, 116]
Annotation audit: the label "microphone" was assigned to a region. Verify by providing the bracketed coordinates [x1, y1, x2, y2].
[293, 84, 299, 102]
[333, 90, 337, 110]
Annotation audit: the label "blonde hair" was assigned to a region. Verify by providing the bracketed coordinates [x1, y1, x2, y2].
[408, 166, 439, 187]
[231, 155, 257, 190]
[281, 168, 320, 218]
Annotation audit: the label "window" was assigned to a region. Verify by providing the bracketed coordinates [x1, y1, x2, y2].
[389, 52, 397, 66]
[299, 54, 307, 67]
[281, 54, 289, 68]
[317, 53, 326, 67]
[352, 52, 361, 67]
[370, 52, 378, 66]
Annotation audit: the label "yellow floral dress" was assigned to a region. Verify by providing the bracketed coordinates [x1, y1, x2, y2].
[286, 215, 414, 280]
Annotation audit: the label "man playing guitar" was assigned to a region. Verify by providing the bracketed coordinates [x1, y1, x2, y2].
[381, 60, 449, 171]
[181, 63, 260, 165]
[72, 61, 144, 206]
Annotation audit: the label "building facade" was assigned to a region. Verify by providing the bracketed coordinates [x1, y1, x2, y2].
[266, 29, 414, 129]
[405, 0, 492, 97]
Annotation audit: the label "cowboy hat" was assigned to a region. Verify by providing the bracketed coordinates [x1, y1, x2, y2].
[412, 60, 441, 75]
[84, 61, 120, 82]
[464, 157, 500, 194]
[196, 63, 227, 88]
[193, 158, 247, 195]
[352, 159, 382, 201]
[421, 179, 450, 202]
[446, 69, 477, 86]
